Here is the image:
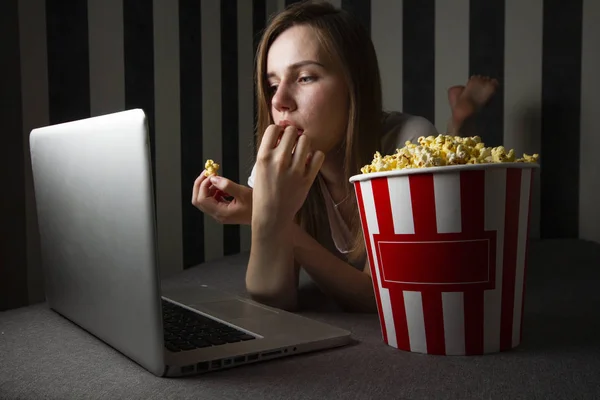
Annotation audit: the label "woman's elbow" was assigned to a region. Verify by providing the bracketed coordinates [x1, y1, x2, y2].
[245, 283, 298, 311]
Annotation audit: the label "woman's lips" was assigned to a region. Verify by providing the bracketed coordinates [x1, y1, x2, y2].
[279, 121, 304, 135]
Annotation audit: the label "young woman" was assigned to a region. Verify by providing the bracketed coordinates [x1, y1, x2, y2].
[192, 1, 497, 312]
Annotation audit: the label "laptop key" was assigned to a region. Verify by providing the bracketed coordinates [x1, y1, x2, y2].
[206, 337, 227, 346]
[178, 344, 196, 351]
[190, 339, 212, 348]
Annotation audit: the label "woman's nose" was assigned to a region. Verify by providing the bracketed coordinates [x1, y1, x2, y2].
[271, 82, 296, 112]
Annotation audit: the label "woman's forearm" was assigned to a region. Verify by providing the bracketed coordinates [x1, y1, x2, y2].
[291, 224, 377, 313]
[245, 224, 298, 310]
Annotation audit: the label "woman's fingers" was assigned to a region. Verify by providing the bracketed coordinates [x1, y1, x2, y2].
[306, 149, 325, 180]
[257, 125, 283, 157]
[192, 171, 209, 204]
[197, 174, 216, 204]
[277, 126, 299, 155]
[292, 134, 323, 180]
[291, 134, 310, 170]
[257, 124, 302, 158]
[266, 126, 300, 172]
[213, 189, 228, 203]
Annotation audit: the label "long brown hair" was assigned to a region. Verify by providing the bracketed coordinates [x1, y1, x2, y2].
[254, 0, 383, 264]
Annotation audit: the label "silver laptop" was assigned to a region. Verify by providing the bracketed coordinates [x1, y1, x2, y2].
[29, 109, 352, 378]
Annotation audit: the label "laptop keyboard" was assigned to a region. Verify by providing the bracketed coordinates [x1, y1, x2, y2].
[162, 299, 255, 352]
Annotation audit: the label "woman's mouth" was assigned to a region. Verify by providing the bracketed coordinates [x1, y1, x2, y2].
[279, 120, 304, 135]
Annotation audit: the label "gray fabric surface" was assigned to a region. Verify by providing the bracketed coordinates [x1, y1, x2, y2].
[1, 239, 599, 400]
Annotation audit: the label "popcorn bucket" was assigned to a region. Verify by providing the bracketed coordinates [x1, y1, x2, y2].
[350, 163, 539, 355]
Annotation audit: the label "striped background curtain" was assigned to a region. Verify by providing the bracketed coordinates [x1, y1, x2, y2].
[2, 0, 599, 309]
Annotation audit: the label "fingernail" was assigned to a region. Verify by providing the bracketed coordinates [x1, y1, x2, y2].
[210, 176, 220, 184]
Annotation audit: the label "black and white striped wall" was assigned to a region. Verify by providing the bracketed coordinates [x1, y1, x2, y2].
[2, 0, 599, 309]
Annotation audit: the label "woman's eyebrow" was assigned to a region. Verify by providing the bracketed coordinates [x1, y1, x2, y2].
[266, 60, 325, 79]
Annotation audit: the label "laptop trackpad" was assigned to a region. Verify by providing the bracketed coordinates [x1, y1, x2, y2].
[197, 300, 278, 319]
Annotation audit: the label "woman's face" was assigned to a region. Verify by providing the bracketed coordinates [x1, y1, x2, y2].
[266, 25, 349, 155]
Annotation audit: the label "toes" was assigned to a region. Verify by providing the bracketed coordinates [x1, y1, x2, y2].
[469, 74, 500, 88]
[484, 76, 497, 85]
[482, 76, 499, 88]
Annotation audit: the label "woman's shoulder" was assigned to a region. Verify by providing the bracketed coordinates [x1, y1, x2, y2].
[381, 111, 438, 154]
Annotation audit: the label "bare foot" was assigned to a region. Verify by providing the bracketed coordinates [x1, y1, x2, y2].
[447, 85, 465, 110]
[449, 75, 498, 133]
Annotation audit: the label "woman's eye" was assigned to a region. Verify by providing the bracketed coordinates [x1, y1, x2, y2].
[269, 84, 278, 94]
[299, 76, 316, 83]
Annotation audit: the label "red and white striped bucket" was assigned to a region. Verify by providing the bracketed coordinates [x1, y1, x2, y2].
[350, 163, 538, 355]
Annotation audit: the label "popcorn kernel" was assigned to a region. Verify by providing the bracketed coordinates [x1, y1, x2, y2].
[204, 159, 220, 177]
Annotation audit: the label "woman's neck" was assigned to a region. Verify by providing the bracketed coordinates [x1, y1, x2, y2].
[319, 147, 351, 205]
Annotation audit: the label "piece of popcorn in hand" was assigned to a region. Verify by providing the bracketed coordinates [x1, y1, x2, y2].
[204, 159, 220, 177]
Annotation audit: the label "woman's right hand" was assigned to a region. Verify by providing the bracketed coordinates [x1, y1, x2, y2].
[252, 125, 324, 233]
[191, 172, 252, 225]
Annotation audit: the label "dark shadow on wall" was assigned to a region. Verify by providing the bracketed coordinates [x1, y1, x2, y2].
[518, 239, 600, 353]
[0, 0, 29, 312]
[540, 100, 580, 239]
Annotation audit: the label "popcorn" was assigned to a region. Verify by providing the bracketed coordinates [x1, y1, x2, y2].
[204, 159, 220, 177]
[361, 134, 539, 174]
